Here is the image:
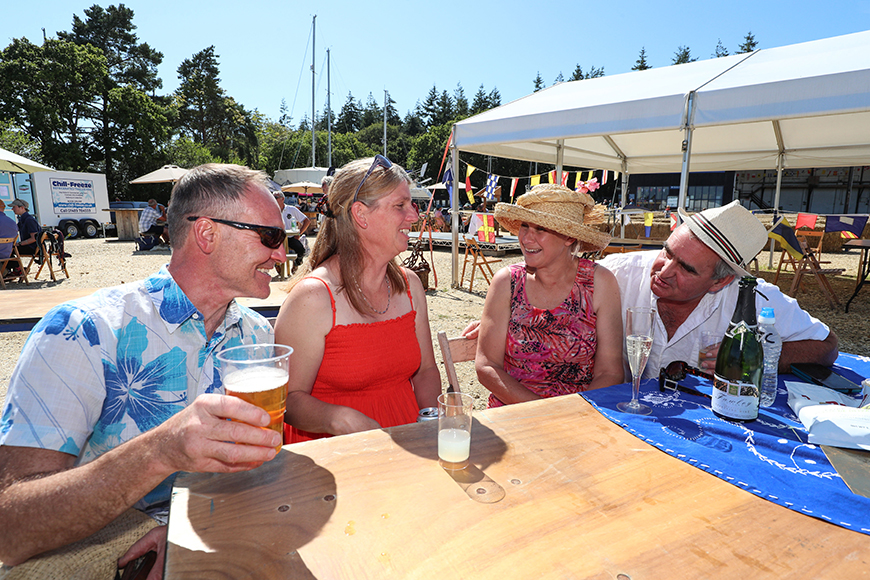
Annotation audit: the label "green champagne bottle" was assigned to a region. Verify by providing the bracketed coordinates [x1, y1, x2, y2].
[712, 276, 763, 421]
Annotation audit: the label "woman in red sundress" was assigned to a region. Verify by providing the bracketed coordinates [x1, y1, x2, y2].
[476, 184, 624, 408]
[274, 156, 441, 443]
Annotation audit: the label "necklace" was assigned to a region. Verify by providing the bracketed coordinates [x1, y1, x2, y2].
[355, 274, 392, 315]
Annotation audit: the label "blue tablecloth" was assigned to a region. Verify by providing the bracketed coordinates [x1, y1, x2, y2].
[582, 352, 870, 535]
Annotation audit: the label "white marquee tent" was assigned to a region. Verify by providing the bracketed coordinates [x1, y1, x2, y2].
[447, 30, 870, 284]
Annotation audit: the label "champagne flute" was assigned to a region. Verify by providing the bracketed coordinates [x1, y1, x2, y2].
[617, 307, 656, 415]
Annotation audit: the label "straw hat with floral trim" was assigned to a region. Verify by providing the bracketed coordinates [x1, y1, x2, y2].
[494, 184, 611, 253]
[678, 200, 768, 278]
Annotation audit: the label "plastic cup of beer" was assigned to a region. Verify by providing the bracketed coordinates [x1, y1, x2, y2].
[437, 392, 473, 470]
[217, 344, 292, 453]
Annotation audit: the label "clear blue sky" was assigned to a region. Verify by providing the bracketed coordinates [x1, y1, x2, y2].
[4, 0, 870, 125]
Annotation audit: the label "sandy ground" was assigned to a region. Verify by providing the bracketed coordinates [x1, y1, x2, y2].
[2, 234, 869, 412]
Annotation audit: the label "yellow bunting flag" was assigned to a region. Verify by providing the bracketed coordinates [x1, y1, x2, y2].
[465, 165, 476, 204]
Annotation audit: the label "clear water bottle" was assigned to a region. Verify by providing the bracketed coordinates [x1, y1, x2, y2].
[757, 307, 782, 407]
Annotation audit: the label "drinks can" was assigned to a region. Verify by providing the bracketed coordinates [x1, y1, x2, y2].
[417, 407, 438, 422]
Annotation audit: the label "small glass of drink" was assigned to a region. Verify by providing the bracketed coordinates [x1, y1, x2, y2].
[437, 392, 473, 470]
[216, 343, 292, 453]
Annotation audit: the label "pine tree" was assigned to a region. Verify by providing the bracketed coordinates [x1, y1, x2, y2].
[632, 47, 652, 71]
[737, 31, 758, 53]
[672, 45, 697, 65]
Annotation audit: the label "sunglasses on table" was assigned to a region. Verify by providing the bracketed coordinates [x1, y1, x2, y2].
[186, 216, 286, 249]
[658, 361, 713, 399]
[352, 154, 393, 205]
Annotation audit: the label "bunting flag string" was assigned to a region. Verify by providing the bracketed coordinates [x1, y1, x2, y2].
[438, 157, 618, 203]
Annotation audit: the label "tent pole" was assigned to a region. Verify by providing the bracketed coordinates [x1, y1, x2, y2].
[620, 158, 629, 238]
[450, 135, 459, 288]
[769, 153, 784, 268]
[677, 91, 696, 223]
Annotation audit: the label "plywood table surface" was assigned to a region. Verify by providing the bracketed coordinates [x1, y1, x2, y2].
[165, 395, 870, 579]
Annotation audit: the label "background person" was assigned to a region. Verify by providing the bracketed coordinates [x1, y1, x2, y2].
[138, 198, 170, 246]
[0, 164, 287, 577]
[598, 200, 837, 376]
[0, 199, 18, 261]
[274, 191, 310, 275]
[9, 199, 39, 256]
[275, 156, 440, 443]
[475, 184, 625, 407]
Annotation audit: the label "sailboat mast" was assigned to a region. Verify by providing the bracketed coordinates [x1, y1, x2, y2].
[327, 48, 332, 168]
[383, 90, 388, 157]
[311, 15, 316, 168]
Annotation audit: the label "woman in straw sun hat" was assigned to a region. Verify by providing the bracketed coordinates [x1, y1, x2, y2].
[475, 184, 625, 407]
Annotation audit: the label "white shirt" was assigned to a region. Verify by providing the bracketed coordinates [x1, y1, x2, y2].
[598, 251, 830, 379]
[282, 205, 306, 232]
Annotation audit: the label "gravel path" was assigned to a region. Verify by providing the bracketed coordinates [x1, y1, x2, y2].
[2, 236, 868, 411]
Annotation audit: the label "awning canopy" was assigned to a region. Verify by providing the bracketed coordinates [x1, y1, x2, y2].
[453, 30, 870, 174]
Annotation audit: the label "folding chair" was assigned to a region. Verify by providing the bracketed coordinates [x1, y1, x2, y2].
[0, 237, 30, 289]
[460, 236, 502, 292]
[26, 230, 70, 282]
[774, 230, 825, 286]
[789, 238, 844, 307]
[437, 331, 478, 394]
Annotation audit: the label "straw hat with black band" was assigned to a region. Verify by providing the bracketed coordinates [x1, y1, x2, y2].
[494, 184, 611, 253]
[678, 200, 768, 278]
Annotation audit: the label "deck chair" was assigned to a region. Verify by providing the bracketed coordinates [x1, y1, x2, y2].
[437, 331, 477, 394]
[460, 236, 502, 292]
[0, 237, 30, 289]
[774, 230, 826, 286]
[26, 230, 70, 282]
[789, 238, 844, 307]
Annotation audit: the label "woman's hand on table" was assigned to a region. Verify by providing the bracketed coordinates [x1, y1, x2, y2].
[329, 406, 381, 435]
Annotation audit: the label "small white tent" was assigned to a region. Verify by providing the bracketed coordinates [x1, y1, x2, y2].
[447, 30, 870, 285]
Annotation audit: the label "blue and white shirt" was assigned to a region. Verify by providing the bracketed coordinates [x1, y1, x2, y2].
[138, 205, 163, 232]
[0, 266, 273, 517]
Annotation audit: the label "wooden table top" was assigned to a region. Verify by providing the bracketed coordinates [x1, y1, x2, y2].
[165, 395, 870, 579]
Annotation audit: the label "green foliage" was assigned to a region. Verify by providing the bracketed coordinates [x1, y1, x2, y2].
[631, 47, 652, 71]
[738, 31, 759, 53]
[0, 37, 106, 171]
[672, 45, 697, 65]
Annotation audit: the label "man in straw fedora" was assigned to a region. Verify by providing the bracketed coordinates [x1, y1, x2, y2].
[598, 200, 837, 378]
[475, 184, 626, 406]
[0, 164, 287, 578]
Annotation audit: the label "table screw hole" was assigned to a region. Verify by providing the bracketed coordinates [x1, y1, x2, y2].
[510, 479, 521, 485]
[277, 505, 290, 512]
[323, 494, 336, 502]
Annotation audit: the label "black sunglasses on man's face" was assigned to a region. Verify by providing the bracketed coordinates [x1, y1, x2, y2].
[186, 216, 286, 249]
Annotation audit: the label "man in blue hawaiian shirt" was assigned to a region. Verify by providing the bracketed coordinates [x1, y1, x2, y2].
[0, 164, 288, 575]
